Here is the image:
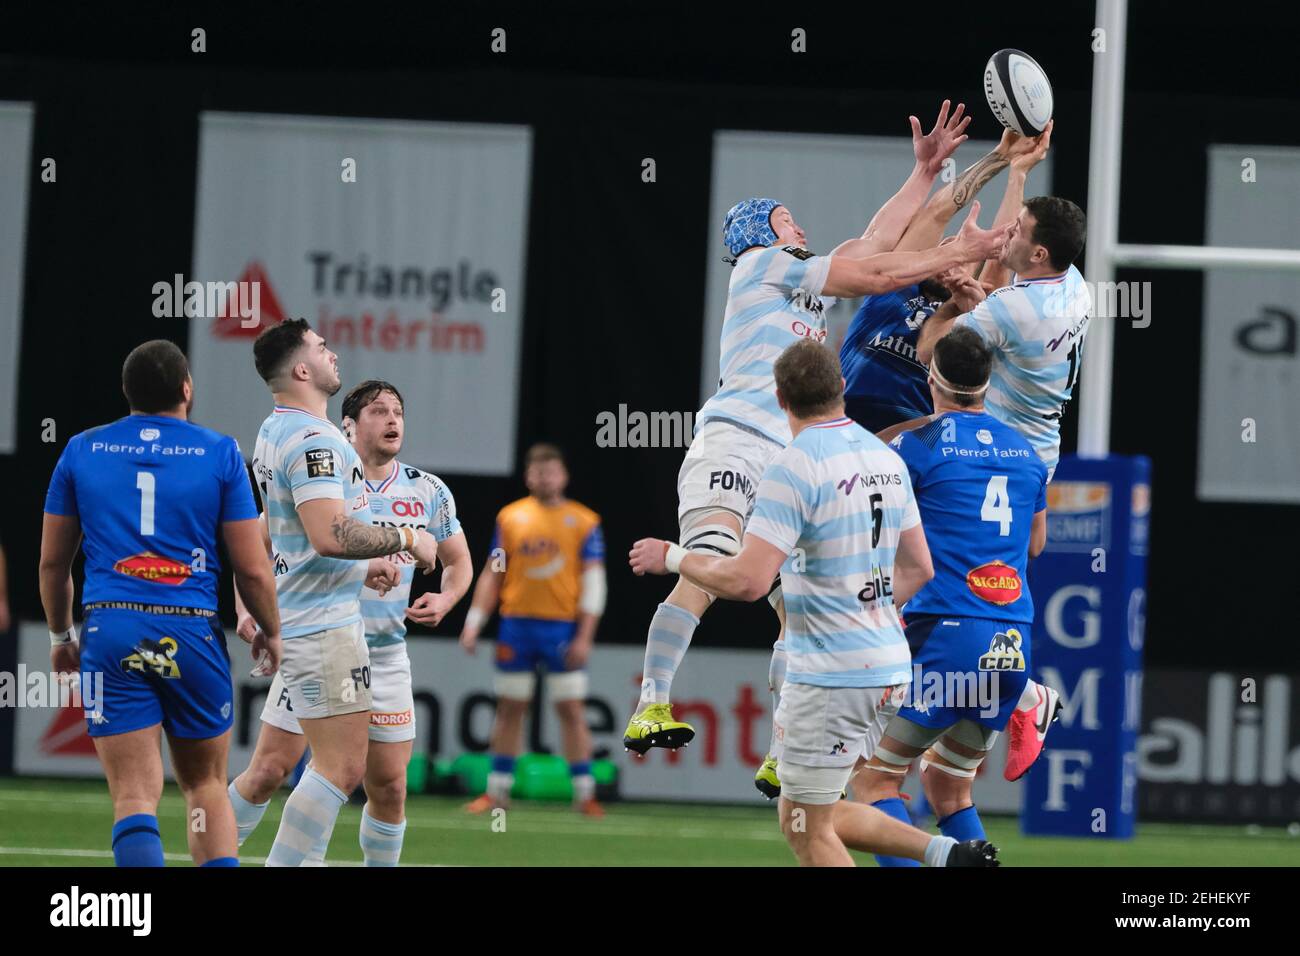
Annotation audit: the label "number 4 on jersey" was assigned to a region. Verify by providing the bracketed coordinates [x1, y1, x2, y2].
[981, 475, 1013, 536]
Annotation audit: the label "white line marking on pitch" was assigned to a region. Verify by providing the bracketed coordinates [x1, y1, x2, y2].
[0, 847, 444, 867]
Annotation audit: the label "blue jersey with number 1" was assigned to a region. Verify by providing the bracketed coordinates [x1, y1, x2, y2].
[44, 414, 259, 611]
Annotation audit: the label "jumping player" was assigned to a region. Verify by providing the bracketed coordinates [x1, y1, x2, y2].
[915, 123, 1086, 777]
[460, 444, 607, 817]
[228, 379, 472, 865]
[630, 340, 997, 867]
[851, 327, 1047, 863]
[623, 102, 1015, 756]
[248, 320, 442, 866]
[839, 124, 1062, 784]
[40, 340, 281, 867]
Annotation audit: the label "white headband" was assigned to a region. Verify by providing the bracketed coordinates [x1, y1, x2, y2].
[930, 356, 990, 397]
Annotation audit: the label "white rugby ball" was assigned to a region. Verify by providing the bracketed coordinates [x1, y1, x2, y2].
[983, 49, 1053, 136]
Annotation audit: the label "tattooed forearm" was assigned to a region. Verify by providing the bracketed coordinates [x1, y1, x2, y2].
[951, 151, 1010, 209]
[330, 514, 403, 558]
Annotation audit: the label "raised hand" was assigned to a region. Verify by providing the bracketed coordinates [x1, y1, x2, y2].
[1006, 119, 1052, 173]
[911, 100, 972, 177]
[956, 202, 1014, 261]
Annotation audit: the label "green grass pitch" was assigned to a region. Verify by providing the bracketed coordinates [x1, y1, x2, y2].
[0, 776, 1295, 866]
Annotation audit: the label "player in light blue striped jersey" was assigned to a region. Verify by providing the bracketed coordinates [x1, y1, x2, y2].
[917, 124, 1091, 482]
[631, 340, 997, 866]
[243, 321, 443, 866]
[625, 102, 1016, 758]
[914, 124, 1088, 774]
[230, 378, 472, 865]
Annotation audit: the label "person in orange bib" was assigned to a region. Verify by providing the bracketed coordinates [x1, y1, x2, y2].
[460, 444, 606, 817]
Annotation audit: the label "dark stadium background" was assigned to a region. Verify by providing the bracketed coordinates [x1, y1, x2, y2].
[1, 2, 1297, 780]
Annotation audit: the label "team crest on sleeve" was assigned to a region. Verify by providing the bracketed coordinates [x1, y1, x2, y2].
[305, 448, 335, 478]
[782, 245, 815, 260]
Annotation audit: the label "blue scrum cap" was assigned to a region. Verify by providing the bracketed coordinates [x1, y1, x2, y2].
[722, 197, 784, 258]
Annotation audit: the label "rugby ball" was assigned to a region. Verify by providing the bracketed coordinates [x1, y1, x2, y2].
[983, 49, 1053, 136]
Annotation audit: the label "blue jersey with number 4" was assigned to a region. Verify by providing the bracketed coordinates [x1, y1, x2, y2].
[891, 411, 1047, 624]
[44, 414, 259, 611]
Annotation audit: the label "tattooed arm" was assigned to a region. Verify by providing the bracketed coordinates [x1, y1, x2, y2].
[893, 143, 1012, 253]
[297, 498, 439, 564]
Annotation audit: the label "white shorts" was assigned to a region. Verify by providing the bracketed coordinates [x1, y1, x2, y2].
[270, 620, 372, 723]
[774, 681, 907, 805]
[263, 640, 414, 741]
[677, 419, 783, 528]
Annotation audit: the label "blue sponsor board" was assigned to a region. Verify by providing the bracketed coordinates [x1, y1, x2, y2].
[1021, 455, 1151, 838]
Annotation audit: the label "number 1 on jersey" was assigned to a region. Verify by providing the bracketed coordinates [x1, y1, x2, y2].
[980, 475, 1012, 536]
[137, 471, 156, 536]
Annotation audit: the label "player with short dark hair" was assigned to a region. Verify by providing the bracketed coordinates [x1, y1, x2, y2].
[228, 378, 472, 866]
[621, 103, 1014, 759]
[39, 339, 281, 866]
[853, 326, 1049, 864]
[460, 442, 608, 817]
[630, 340, 997, 867]
[248, 320, 443, 866]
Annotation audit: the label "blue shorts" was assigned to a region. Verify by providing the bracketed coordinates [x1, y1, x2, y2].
[898, 614, 1031, 732]
[79, 606, 234, 739]
[495, 616, 579, 673]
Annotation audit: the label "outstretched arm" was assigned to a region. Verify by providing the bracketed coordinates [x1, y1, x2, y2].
[833, 101, 971, 259]
[629, 535, 787, 604]
[823, 202, 1012, 299]
[980, 120, 1053, 290]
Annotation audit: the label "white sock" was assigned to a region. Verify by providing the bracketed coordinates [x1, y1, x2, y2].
[1016, 680, 1042, 712]
[487, 771, 514, 805]
[640, 602, 701, 705]
[303, 817, 335, 866]
[359, 808, 406, 867]
[572, 774, 595, 804]
[925, 834, 957, 867]
[265, 767, 347, 867]
[767, 639, 787, 755]
[227, 780, 270, 847]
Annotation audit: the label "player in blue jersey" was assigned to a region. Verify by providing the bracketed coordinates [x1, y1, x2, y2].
[841, 128, 1051, 432]
[624, 101, 1015, 758]
[247, 320, 443, 866]
[631, 340, 996, 866]
[914, 123, 1084, 777]
[39, 340, 282, 866]
[850, 327, 1048, 864]
[841, 125, 1064, 783]
[227, 379, 472, 865]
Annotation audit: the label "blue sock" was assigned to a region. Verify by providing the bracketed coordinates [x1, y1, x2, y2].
[490, 754, 516, 774]
[200, 856, 239, 867]
[937, 805, 985, 841]
[870, 798, 921, 868]
[111, 813, 165, 867]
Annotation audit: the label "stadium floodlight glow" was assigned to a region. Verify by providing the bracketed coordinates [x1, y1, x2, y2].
[1080, 0, 1300, 457]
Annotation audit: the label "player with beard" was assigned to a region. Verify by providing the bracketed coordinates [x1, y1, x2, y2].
[228, 379, 472, 865]
[622, 102, 1014, 760]
[246, 320, 442, 866]
[751, 127, 1055, 798]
